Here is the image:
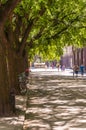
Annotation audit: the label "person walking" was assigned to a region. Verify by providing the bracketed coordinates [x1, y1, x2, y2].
[56, 64, 60, 71]
[61, 65, 65, 71]
[73, 65, 79, 78]
[80, 64, 85, 77]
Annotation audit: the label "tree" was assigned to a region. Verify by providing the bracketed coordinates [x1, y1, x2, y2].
[26, 0, 86, 61]
[5, 0, 85, 66]
[0, 0, 86, 115]
[0, 0, 21, 115]
[3, 0, 48, 94]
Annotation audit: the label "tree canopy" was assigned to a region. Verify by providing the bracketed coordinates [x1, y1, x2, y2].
[3, 0, 86, 60]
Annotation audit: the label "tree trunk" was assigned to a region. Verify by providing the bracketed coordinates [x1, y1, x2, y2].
[15, 50, 28, 74]
[7, 49, 19, 93]
[7, 48, 29, 94]
[0, 43, 10, 115]
[0, 0, 22, 115]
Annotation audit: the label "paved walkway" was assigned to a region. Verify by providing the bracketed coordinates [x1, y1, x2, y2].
[23, 71, 86, 130]
[0, 95, 27, 130]
[30, 68, 86, 80]
[0, 69, 86, 130]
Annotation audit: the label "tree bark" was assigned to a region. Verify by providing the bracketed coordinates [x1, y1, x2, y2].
[15, 51, 28, 74]
[0, 0, 21, 115]
[7, 49, 18, 88]
[0, 41, 10, 115]
[7, 47, 28, 94]
[0, 0, 21, 24]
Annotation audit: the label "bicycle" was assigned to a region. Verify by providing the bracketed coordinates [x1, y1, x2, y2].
[18, 72, 28, 94]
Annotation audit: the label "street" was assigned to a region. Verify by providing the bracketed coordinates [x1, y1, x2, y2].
[23, 69, 86, 130]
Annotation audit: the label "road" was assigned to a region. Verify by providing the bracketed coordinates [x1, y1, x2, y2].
[23, 69, 86, 130]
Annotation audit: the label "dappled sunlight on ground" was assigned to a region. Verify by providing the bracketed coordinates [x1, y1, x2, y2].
[23, 73, 86, 130]
[0, 116, 24, 130]
[16, 95, 27, 111]
[0, 95, 27, 130]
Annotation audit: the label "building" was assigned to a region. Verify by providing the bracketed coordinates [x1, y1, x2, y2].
[73, 47, 86, 68]
[61, 45, 86, 69]
[60, 46, 73, 68]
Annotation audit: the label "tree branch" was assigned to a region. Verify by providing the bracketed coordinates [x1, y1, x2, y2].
[28, 27, 44, 48]
[19, 6, 46, 55]
[51, 15, 79, 39]
[18, 19, 34, 55]
[0, 0, 21, 24]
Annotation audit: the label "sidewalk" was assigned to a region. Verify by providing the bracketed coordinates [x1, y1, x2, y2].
[0, 95, 27, 130]
[22, 70, 86, 130]
[30, 68, 86, 78]
[0, 69, 86, 130]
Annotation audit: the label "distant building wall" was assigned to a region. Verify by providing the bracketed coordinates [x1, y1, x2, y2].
[61, 46, 73, 68]
[72, 47, 86, 69]
[60, 46, 86, 69]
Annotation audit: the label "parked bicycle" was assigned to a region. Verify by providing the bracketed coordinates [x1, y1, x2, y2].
[18, 72, 29, 94]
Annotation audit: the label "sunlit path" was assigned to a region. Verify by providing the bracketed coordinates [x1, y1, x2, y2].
[30, 68, 86, 78]
[23, 71, 86, 130]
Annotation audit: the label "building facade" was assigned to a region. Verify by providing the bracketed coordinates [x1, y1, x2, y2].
[60, 46, 73, 68]
[61, 46, 86, 69]
[73, 47, 86, 68]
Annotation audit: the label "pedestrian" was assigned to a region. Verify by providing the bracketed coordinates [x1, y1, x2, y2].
[80, 64, 85, 77]
[61, 65, 65, 71]
[56, 64, 60, 71]
[73, 65, 79, 78]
